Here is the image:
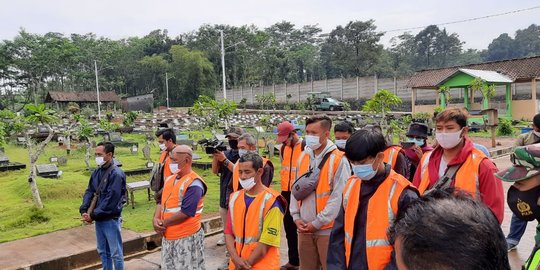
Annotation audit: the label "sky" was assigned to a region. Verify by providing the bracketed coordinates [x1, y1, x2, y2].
[1, 0, 539, 50]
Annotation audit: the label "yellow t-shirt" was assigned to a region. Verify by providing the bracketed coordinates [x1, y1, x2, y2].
[245, 193, 284, 247]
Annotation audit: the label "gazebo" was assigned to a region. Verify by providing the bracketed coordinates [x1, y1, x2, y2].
[408, 56, 540, 121]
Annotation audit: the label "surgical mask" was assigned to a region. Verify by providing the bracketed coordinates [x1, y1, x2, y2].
[436, 128, 463, 149]
[408, 137, 425, 147]
[305, 135, 321, 150]
[507, 185, 540, 222]
[169, 163, 179, 174]
[352, 162, 377, 181]
[159, 143, 167, 151]
[335, 139, 347, 149]
[239, 177, 256, 191]
[238, 149, 251, 158]
[534, 131, 540, 138]
[95, 156, 105, 167]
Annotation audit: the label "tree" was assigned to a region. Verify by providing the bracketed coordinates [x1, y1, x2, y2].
[362, 89, 402, 126]
[76, 118, 95, 170]
[470, 78, 495, 109]
[24, 104, 58, 208]
[414, 25, 463, 69]
[169, 45, 216, 106]
[484, 33, 517, 61]
[191, 95, 237, 129]
[321, 20, 383, 78]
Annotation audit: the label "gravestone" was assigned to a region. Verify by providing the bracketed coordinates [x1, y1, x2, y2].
[143, 145, 151, 160]
[0, 155, 9, 167]
[57, 156, 68, 166]
[36, 164, 61, 178]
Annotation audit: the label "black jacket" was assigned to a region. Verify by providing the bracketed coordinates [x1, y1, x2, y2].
[80, 162, 126, 221]
[327, 164, 419, 269]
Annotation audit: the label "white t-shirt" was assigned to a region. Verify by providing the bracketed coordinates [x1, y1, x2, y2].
[438, 157, 448, 178]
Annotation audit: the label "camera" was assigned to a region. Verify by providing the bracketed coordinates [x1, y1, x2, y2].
[198, 138, 227, 154]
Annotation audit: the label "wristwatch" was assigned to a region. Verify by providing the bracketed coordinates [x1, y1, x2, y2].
[223, 159, 230, 166]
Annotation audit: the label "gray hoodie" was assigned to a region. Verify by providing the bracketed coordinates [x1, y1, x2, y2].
[290, 139, 351, 235]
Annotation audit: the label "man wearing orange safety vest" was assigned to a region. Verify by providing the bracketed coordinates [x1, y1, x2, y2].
[327, 129, 419, 269]
[152, 145, 208, 269]
[225, 152, 286, 270]
[276, 121, 307, 270]
[412, 107, 504, 223]
[227, 133, 274, 193]
[290, 115, 351, 270]
[363, 125, 410, 179]
[154, 128, 177, 204]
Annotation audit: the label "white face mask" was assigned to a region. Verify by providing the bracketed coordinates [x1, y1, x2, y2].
[436, 128, 464, 149]
[305, 135, 322, 150]
[95, 156, 105, 167]
[238, 149, 250, 158]
[159, 143, 167, 151]
[335, 139, 347, 149]
[169, 163, 179, 173]
[239, 177, 256, 191]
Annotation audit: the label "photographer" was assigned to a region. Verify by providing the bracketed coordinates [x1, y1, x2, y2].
[212, 127, 243, 269]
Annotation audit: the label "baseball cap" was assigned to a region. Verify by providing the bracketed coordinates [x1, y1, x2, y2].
[496, 143, 540, 182]
[277, 121, 295, 143]
[225, 127, 244, 139]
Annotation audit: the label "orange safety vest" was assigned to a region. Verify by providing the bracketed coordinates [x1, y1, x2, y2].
[296, 148, 345, 230]
[232, 157, 271, 192]
[161, 170, 207, 240]
[228, 187, 285, 270]
[280, 141, 308, 192]
[159, 147, 175, 179]
[383, 145, 402, 170]
[342, 171, 412, 269]
[417, 148, 485, 197]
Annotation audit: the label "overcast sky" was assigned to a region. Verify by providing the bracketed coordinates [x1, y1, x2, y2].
[1, 0, 539, 50]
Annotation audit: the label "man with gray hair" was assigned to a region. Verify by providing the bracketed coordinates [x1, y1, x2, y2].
[227, 133, 274, 194]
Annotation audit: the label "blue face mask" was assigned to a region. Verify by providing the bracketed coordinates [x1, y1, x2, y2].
[352, 162, 377, 181]
[408, 137, 425, 147]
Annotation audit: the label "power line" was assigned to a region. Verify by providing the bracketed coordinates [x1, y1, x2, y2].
[382, 5, 540, 34]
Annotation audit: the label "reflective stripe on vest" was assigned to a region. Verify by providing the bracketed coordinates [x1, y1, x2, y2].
[383, 146, 402, 169]
[418, 148, 484, 197]
[280, 141, 306, 192]
[342, 172, 411, 268]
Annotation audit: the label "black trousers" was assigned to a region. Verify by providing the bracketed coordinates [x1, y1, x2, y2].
[281, 191, 299, 266]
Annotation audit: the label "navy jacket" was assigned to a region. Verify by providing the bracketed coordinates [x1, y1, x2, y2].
[327, 164, 419, 270]
[80, 162, 127, 221]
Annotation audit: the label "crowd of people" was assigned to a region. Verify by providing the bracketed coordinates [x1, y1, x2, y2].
[78, 108, 540, 270]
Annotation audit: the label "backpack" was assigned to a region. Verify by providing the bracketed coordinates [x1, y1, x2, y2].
[150, 163, 165, 192]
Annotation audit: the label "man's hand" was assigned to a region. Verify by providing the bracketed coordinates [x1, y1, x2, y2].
[411, 145, 423, 160]
[294, 219, 307, 232]
[232, 255, 251, 270]
[304, 222, 317, 233]
[213, 151, 226, 162]
[81, 213, 93, 224]
[153, 218, 166, 234]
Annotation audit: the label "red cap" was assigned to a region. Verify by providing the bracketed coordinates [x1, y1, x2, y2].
[277, 121, 295, 143]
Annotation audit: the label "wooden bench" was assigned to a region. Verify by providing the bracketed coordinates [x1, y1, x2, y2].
[126, 180, 151, 209]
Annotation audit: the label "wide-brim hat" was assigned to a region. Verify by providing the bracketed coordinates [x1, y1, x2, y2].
[406, 123, 429, 138]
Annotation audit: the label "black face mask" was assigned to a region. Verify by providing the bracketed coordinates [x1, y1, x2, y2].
[507, 185, 540, 222]
[228, 140, 238, 150]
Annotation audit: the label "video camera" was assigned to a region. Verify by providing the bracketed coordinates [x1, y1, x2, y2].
[198, 138, 227, 154]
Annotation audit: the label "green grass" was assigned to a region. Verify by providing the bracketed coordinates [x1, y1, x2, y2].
[0, 133, 282, 243]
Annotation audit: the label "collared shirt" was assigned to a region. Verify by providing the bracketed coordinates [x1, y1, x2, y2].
[290, 140, 352, 235]
[516, 131, 540, 147]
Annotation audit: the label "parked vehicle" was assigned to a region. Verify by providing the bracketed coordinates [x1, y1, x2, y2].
[308, 92, 344, 111]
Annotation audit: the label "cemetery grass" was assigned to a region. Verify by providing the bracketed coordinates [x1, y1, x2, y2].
[0, 133, 283, 243]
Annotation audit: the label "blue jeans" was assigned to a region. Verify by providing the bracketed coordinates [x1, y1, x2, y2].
[507, 213, 528, 245]
[95, 218, 124, 270]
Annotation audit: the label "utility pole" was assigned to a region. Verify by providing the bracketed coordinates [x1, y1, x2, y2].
[220, 30, 227, 100]
[165, 72, 170, 110]
[94, 60, 101, 119]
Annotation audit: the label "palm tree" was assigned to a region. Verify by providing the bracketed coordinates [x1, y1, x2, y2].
[24, 104, 58, 209]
